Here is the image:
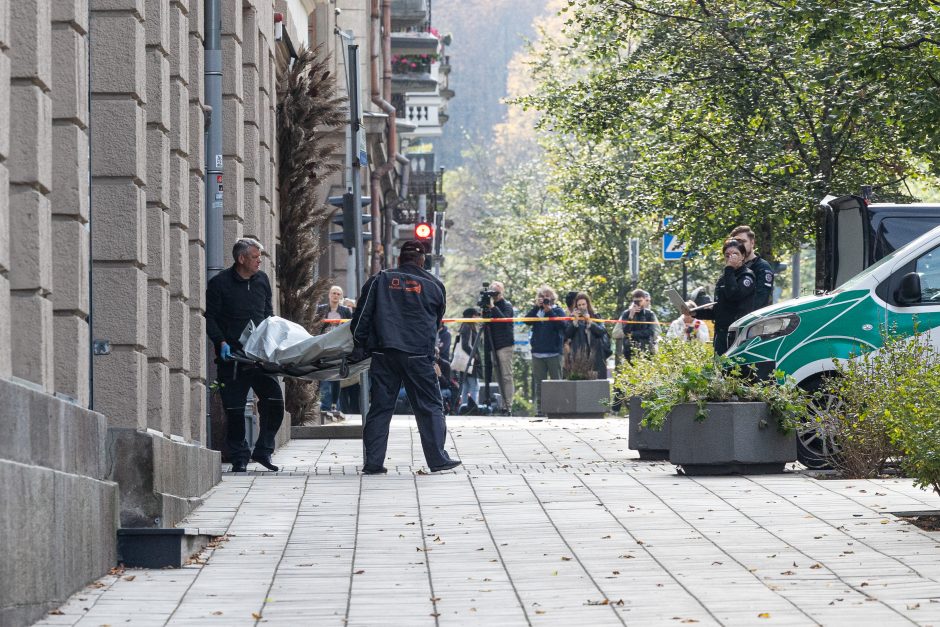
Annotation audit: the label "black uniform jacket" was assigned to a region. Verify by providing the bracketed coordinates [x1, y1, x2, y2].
[746, 254, 775, 310]
[205, 266, 274, 355]
[351, 263, 446, 356]
[695, 265, 756, 330]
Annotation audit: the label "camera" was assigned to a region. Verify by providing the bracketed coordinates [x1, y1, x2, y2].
[633, 299, 643, 308]
[540, 297, 552, 306]
[477, 281, 498, 310]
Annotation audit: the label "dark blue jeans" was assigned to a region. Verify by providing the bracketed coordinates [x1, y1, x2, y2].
[217, 362, 284, 465]
[363, 349, 455, 470]
[320, 380, 340, 411]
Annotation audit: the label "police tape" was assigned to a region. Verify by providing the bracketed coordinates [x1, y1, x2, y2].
[443, 316, 669, 326]
[320, 316, 668, 326]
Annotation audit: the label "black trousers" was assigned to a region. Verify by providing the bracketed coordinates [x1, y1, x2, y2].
[363, 349, 455, 470]
[714, 327, 730, 356]
[217, 361, 284, 465]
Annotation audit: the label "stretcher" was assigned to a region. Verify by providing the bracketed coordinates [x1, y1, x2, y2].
[229, 316, 370, 381]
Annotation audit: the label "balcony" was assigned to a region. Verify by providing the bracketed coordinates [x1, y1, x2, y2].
[391, 54, 440, 95]
[393, 94, 444, 137]
[391, 0, 429, 30]
[391, 31, 440, 56]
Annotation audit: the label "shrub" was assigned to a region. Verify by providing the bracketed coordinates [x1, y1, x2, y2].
[831, 328, 940, 493]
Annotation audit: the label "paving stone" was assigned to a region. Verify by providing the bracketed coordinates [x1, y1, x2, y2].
[43, 416, 940, 625]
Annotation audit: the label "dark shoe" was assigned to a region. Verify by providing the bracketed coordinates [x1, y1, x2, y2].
[430, 460, 462, 472]
[250, 453, 279, 472]
[231, 462, 248, 473]
[362, 465, 388, 475]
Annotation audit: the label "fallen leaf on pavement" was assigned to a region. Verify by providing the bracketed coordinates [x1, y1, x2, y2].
[758, 612, 771, 618]
[354, 570, 365, 574]
[251, 612, 262, 619]
[48, 610, 64, 616]
[561, 556, 572, 561]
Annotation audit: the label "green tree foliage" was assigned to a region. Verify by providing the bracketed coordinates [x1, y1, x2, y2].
[520, 0, 940, 259]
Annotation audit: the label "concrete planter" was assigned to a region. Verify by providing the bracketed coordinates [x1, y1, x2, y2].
[628, 396, 670, 460]
[668, 402, 796, 475]
[541, 379, 609, 419]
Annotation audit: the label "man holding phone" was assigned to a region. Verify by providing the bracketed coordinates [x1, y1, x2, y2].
[614, 289, 659, 363]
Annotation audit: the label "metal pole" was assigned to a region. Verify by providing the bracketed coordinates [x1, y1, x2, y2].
[205, 0, 223, 445]
[348, 43, 370, 417]
[681, 258, 688, 300]
[205, 0, 223, 279]
[791, 251, 801, 299]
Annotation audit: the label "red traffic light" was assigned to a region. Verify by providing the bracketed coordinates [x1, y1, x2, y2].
[415, 222, 433, 240]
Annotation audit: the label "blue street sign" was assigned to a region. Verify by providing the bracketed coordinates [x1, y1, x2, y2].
[662, 216, 685, 260]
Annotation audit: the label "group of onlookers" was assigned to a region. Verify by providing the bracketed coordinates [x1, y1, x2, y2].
[311, 224, 774, 418]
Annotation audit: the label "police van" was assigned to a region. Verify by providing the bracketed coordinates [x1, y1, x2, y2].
[726, 193, 940, 467]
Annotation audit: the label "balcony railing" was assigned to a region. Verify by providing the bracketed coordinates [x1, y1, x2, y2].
[391, 0, 430, 30]
[390, 31, 440, 56]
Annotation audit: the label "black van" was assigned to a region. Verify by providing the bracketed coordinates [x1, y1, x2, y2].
[815, 193, 940, 292]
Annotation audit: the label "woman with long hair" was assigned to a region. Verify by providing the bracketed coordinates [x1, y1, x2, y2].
[693, 239, 756, 355]
[564, 292, 611, 379]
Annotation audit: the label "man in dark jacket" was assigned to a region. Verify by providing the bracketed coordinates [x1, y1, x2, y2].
[351, 240, 461, 474]
[524, 286, 566, 414]
[205, 238, 283, 473]
[730, 225, 775, 310]
[482, 281, 515, 411]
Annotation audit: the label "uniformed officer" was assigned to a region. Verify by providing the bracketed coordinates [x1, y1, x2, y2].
[692, 239, 757, 355]
[205, 237, 283, 473]
[351, 240, 461, 474]
[730, 225, 775, 310]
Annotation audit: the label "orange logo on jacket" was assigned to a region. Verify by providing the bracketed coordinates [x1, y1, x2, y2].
[389, 278, 422, 294]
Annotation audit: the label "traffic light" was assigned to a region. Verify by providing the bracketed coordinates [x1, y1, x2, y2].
[414, 221, 433, 244]
[328, 192, 372, 250]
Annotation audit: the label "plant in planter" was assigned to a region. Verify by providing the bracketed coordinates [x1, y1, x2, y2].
[613, 339, 713, 459]
[620, 345, 811, 474]
[391, 53, 439, 74]
[541, 351, 609, 419]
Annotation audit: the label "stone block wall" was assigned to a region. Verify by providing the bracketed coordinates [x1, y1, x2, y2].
[0, 378, 119, 627]
[222, 0, 279, 285]
[0, 3, 296, 622]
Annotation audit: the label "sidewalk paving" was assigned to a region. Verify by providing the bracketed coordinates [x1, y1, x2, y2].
[36, 416, 940, 626]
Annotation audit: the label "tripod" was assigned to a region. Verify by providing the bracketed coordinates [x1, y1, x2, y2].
[456, 315, 508, 414]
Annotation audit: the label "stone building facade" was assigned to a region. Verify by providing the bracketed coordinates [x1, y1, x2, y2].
[0, 1, 313, 624]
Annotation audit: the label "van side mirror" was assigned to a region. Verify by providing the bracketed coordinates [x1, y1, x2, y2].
[896, 272, 922, 305]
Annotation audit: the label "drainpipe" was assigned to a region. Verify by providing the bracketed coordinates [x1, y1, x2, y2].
[205, 0, 224, 280]
[205, 0, 224, 445]
[370, 0, 408, 272]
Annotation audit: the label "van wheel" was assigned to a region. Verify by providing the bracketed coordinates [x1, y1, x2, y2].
[797, 374, 842, 469]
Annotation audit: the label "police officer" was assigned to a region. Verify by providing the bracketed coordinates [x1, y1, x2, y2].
[730, 225, 775, 310]
[205, 238, 283, 473]
[351, 240, 461, 474]
[692, 239, 756, 355]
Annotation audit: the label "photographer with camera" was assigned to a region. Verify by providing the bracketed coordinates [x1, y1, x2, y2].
[613, 289, 659, 363]
[564, 292, 611, 380]
[524, 286, 566, 414]
[480, 281, 515, 412]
